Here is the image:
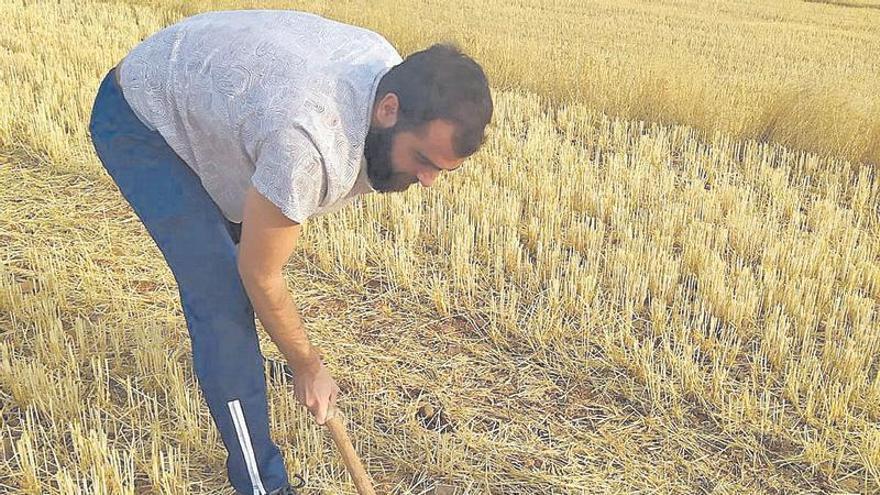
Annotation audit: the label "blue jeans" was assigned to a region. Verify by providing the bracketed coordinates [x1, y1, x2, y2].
[88, 66, 298, 495]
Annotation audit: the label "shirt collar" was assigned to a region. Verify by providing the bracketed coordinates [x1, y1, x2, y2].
[349, 154, 376, 196]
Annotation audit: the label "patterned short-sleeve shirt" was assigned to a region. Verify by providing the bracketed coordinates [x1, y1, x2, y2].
[117, 9, 402, 223]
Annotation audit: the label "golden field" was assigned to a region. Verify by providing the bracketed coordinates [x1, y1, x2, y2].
[1, 0, 879, 493]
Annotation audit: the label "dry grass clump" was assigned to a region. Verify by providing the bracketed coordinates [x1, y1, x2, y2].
[2, 0, 879, 494]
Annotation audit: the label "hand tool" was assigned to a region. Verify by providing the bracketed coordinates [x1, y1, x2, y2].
[324, 406, 376, 495]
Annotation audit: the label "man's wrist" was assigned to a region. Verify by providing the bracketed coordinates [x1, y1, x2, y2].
[284, 340, 322, 373]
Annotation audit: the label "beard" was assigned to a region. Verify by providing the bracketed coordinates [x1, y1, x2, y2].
[363, 123, 419, 193]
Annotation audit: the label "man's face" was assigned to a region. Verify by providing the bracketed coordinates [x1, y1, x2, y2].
[364, 118, 467, 194]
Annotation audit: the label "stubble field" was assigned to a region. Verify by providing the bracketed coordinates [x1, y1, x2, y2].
[1, 0, 879, 493]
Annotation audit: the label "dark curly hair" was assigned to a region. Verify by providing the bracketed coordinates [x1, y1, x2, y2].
[375, 42, 493, 158]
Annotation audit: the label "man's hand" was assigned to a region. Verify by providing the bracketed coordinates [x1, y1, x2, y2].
[292, 354, 340, 425]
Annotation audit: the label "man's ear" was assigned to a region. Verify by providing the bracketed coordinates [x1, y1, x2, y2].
[373, 92, 399, 128]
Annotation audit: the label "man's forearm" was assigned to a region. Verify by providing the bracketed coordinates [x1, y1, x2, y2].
[240, 274, 321, 373]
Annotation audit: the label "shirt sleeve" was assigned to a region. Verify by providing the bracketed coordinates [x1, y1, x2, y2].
[250, 128, 326, 224]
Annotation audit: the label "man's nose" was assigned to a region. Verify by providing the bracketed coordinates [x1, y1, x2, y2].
[417, 169, 439, 188]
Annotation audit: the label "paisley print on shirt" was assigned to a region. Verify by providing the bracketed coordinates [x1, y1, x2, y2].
[117, 9, 402, 223]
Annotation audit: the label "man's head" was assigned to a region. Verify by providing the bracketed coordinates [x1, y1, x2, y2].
[364, 42, 493, 193]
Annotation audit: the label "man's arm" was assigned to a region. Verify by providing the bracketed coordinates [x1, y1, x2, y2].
[237, 185, 321, 374]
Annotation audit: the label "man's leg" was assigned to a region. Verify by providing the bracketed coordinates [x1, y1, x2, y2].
[88, 66, 292, 495]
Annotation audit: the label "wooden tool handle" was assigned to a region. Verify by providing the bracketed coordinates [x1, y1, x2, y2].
[324, 406, 376, 495]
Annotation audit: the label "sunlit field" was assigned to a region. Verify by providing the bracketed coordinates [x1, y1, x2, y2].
[2, 0, 879, 493]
